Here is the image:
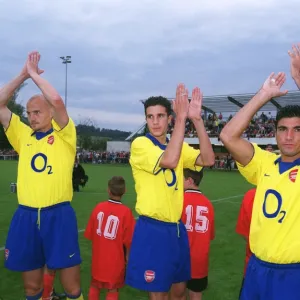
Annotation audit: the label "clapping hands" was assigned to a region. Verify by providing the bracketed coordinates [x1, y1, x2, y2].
[172, 84, 203, 121]
[20, 51, 44, 79]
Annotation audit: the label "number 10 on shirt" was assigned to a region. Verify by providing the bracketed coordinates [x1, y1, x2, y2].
[185, 205, 209, 233]
[97, 212, 120, 240]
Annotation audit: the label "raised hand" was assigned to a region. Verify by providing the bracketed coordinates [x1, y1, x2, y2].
[26, 51, 44, 77]
[188, 87, 202, 121]
[172, 83, 189, 120]
[20, 51, 44, 79]
[288, 44, 300, 79]
[259, 72, 288, 99]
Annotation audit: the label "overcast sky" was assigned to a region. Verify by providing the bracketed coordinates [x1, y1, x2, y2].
[0, 0, 299, 132]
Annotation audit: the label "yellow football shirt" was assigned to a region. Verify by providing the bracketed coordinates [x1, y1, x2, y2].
[130, 134, 202, 223]
[237, 143, 300, 264]
[5, 113, 76, 208]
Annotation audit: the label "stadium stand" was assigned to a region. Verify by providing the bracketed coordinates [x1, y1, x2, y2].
[124, 90, 300, 170]
[126, 90, 300, 141]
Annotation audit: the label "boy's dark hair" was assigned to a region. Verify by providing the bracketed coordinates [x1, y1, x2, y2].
[183, 168, 204, 186]
[108, 176, 126, 197]
[275, 105, 300, 128]
[143, 96, 172, 116]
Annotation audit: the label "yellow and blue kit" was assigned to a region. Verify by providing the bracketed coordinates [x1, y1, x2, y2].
[125, 133, 202, 292]
[4, 113, 81, 271]
[238, 143, 300, 300]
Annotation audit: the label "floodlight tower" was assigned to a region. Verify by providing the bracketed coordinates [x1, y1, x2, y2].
[60, 56, 72, 107]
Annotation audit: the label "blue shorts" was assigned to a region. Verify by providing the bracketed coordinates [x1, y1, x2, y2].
[240, 255, 300, 300]
[125, 216, 191, 292]
[4, 201, 82, 272]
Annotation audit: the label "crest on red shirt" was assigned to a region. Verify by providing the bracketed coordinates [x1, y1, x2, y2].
[289, 169, 298, 183]
[5, 249, 9, 260]
[144, 270, 155, 283]
[47, 135, 54, 145]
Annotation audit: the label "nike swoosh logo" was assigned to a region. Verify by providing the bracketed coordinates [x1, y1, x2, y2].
[69, 253, 75, 258]
[27, 144, 32, 146]
[264, 174, 270, 177]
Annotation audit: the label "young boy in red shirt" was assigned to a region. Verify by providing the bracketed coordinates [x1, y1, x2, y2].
[180, 169, 215, 300]
[84, 176, 135, 300]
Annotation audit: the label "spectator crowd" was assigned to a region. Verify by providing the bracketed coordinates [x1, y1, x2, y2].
[168, 111, 276, 139]
[76, 150, 129, 164]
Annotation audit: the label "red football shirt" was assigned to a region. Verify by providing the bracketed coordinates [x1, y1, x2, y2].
[84, 199, 135, 287]
[236, 188, 256, 274]
[181, 189, 215, 279]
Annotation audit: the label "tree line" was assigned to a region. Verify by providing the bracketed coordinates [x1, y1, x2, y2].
[0, 86, 131, 151]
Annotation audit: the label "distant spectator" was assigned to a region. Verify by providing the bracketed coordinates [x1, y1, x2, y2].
[73, 159, 88, 192]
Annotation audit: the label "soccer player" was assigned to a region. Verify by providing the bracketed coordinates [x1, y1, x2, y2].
[219, 70, 300, 300]
[235, 188, 256, 297]
[84, 176, 135, 300]
[125, 85, 215, 300]
[179, 168, 215, 300]
[0, 52, 83, 299]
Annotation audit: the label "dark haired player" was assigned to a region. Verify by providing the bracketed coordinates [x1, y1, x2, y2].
[126, 85, 215, 300]
[220, 69, 300, 299]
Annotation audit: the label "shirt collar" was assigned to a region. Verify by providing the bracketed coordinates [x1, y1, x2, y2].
[31, 128, 54, 140]
[274, 156, 300, 174]
[108, 199, 122, 204]
[145, 133, 169, 150]
[184, 189, 202, 194]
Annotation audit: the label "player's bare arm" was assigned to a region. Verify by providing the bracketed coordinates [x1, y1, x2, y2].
[27, 51, 69, 129]
[220, 72, 288, 166]
[189, 87, 215, 167]
[0, 52, 44, 129]
[288, 43, 300, 90]
[0, 77, 24, 129]
[160, 83, 189, 169]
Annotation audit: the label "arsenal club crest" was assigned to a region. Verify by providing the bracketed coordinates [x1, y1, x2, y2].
[144, 270, 155, 283]
[289, 169, 298, 183]
[47, 135, 54, 145]
[5, 249, 9, 260]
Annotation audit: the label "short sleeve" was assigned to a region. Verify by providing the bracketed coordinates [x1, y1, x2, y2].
[236, 199, 249, 238]
[130, 137, 164, 174]
[235, 189, 255, 238]
[182, 142, 202, 171]
[210, 203, 215, 240]
[5, 113, 31, 153]
[84, 210, 95, 241]
[236, 143, 274, 185]
[52, 117, 76, 153]
[123, 209, 136, 249]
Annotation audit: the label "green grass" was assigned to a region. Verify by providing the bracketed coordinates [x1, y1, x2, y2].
[0, 161, 254, 299]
